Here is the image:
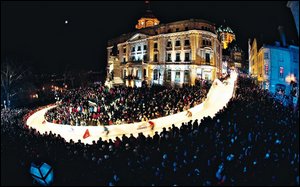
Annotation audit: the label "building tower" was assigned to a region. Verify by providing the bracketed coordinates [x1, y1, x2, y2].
[135, 1, 160, 29]
[217, 20, 236, 49]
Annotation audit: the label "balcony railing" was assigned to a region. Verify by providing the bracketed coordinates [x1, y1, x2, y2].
[184, 45, 191, 49]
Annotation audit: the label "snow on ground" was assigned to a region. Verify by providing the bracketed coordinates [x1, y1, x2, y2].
[26, 71, 238, 144]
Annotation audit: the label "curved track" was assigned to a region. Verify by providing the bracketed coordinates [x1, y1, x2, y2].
[26, 71, 238, 144]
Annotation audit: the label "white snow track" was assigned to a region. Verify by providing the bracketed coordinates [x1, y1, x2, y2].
[26, 71, 238, 144]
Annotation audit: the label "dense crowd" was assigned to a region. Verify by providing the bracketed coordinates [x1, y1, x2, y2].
[45, 83, 210, 126]
[1, 76, 299, 186]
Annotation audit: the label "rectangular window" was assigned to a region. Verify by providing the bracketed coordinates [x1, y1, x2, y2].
[176, 28, 179, 32]
[154, 54, 158, 62]
[175, 40, 180, 46]
[143, 54, 147, 61]
[137, 46, 141, 51]
[184, 70, 189, 83]
[185, 53, 190, 61]
[175, 71, 180, 82]
[279, 54, 283, 62]
[264, 52, 269, 59]
[132, 47, 135, 52]
[167, 41, 172, 48]
[167, 70, 171, 81]
[265, 64, 269, 75]
[293, 51, 298, 62]
[123, 58, 126, 63]
[184, 39, 190, 46]
[123, 48, 126, 53]
[154, 43, 158, 49]
[153, 69, 158, 80]
[279, 67, 284, 78]
[176, 53, 180, 62]
[205, 53, 210, 63]
[136, 70, 139, 78]
[123, 70, 126, 78]
[167, 53, 171, 62]
[144, 45, 147, 50]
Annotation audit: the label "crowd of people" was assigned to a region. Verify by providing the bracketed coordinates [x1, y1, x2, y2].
[44, 83, 210, 126]
[1, 76, 299, 186]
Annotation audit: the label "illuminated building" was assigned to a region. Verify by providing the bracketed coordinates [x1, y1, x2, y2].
[106, 2, 222, 87]
[222, 41, 244, 74]
[135, 1, 160, 30]
[249, 27, 299, 95]
[217, 21, 236, 49]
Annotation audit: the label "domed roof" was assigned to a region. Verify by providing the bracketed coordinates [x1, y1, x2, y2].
[217, 25, 234, 34]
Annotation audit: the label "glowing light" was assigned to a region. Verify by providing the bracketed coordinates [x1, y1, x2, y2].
[65, 20, 68, 24]
[285, 74, 296, 83]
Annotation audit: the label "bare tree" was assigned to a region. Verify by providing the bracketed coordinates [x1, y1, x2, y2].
[1, 58, 30, 108]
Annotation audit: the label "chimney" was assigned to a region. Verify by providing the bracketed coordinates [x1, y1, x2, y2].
[278, 26, 287, 47]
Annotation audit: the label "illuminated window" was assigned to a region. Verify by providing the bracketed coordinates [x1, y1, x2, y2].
[175, 71, 180, 82]
[184, 70, 189, 83]
[264, 52, 268, 59]
[279, 67, 284, 78]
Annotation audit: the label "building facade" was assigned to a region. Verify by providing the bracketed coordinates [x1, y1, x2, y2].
[106, 18, 222, 87]
[249, 39, 299, 95]
[217, 24, 236, 49]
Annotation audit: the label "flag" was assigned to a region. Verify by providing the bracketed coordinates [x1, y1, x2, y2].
[83, 129, 90, 139]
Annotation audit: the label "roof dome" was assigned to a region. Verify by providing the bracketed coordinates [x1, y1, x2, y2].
[217, 25, 234, 34]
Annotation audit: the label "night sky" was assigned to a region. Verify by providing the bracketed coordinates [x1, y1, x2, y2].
[1, 1, 298, 74]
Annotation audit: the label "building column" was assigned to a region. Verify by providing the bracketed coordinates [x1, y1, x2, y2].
[180, 70, 184, 84]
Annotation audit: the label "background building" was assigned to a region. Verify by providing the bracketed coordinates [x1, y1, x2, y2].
[106, 4, 222, 87]
[217, 22, 236, 49]
[249, 26, 299, 96]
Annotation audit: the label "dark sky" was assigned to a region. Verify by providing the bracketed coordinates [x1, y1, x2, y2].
[1, 1, 298, 74]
